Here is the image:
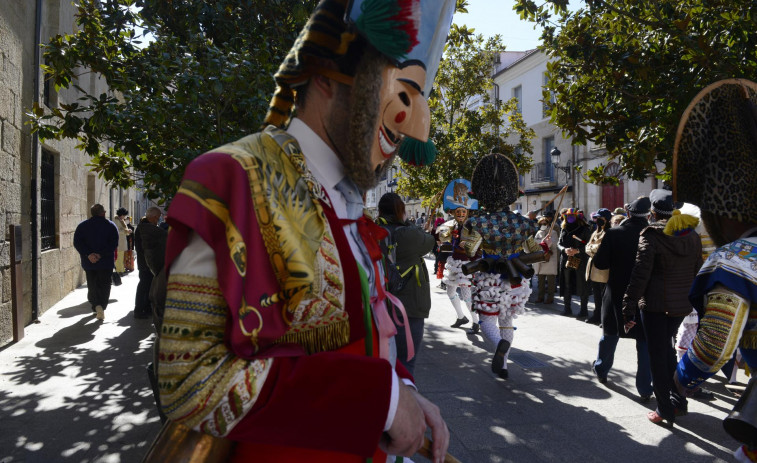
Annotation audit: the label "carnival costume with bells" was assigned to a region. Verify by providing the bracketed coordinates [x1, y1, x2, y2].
[437, 178, 482, 328]
[674, 79, 757, 459]
[465, 154, 542, 379]
[155, 1, 455, 462]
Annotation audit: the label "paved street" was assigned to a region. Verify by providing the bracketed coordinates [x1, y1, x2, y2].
[0, 259, 745, 462]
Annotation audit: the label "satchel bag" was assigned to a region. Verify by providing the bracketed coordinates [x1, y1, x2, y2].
[589, 264, 609, 283]
[566, 254, 581, 270]
[111, 271, 122, 286]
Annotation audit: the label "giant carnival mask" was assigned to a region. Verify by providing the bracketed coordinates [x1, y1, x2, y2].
[454, 208, 469, 225]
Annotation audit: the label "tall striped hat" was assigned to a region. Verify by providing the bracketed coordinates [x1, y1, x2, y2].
[264, 0, 456, 166]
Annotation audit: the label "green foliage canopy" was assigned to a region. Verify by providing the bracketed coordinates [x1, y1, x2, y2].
[514, 0, 757, 184]
[30, 0, 317, 200]
[398, 24, 535, 204]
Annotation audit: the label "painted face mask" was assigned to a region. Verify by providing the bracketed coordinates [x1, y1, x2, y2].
[454, 208, 468, 224]
[566, 215, 577, 224]
[370, 64, 430, 168]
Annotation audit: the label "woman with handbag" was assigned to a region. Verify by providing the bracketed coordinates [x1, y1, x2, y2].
[534, 216, 559, 304]
[558, 208, 592, 317]
[584, 209, 612, 324]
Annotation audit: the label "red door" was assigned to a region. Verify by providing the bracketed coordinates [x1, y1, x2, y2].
[602, 181, 624, 210]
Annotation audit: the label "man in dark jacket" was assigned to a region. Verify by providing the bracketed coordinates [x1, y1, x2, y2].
[73, 204, 119, 321]
[590, 197, 654, 400]
[134, 207, 166, 319]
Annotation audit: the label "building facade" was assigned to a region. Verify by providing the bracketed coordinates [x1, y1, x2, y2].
[492, 50, 655, 216]
[0, 1, 141, 345]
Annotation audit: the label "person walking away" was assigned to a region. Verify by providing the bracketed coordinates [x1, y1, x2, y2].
[558, 208, 592, 318]
[114, 207, 131, 275]
[673, 79, 757, 462]
[155, 1, 454, 460]
[124, 216, 135, 272]
[134, 207, 166, 319]
[534, 216, 559, 304]
[590, 197, 654, 401]
[377, 193, 435, 376]
[622, 190, 702, 427]
[585, 209, 612, 324]
[73, 204, 119, 321]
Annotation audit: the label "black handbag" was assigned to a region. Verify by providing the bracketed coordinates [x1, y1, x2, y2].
[112, 271, 122, 286]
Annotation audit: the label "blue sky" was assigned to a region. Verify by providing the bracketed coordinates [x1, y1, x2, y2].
[455, 0, 583, 52]
[454, 0, 544, 52]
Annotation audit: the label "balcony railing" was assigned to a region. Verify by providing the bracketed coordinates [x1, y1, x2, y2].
[530, 162, 555, 184]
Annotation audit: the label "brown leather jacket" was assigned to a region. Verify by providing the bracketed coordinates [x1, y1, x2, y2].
[623, 221, 703, 316]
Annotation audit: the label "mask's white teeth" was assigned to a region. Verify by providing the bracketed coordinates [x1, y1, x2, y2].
[379, 128, 396, 157]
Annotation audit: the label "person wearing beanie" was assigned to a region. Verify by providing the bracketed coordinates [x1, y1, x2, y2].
[622, 189, 702, 427]
[672, 79, 757, 462]
[558, 208, 592, 318]
[584, 208, 613, 325]
[156, 1, 456, 461]
[590, 196, 654, 401]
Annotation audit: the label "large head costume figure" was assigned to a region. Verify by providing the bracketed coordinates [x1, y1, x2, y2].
[673, 78, 757, 246]
[468, 153, 537, 256]
[263, 0, 455, 185]
[443, 178, 478, 225]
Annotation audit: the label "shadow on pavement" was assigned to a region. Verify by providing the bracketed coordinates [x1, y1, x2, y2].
[0, 309, 161, 462]
[413, 323, 737, 463]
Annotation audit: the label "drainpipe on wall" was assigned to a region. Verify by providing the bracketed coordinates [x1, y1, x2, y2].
[30, 0, 43, 321]
[571, 144, 577, 208]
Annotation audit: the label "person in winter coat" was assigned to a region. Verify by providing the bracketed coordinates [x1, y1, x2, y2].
[558, 208, 592, 318]
[377, 193, 435, 376]
[134, 207, 167, 319]
[534, 216, 559, 304]
[622, 190, 702, 427]
[73, 204, 119, 321]
[584, 208, 613, 324]
[590, 197, 654, 401]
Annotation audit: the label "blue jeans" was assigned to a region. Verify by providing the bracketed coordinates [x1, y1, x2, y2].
[594, 334, 654, 397]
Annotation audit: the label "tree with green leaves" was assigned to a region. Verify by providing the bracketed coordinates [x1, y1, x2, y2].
[514, 0, 757, 184]
[30, 0, 317, 200]
[398, 24, 535, 204]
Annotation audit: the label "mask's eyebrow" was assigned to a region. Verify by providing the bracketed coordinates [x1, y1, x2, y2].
[397, 78, 423, 96]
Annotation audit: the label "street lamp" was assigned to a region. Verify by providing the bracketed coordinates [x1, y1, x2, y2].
[550, 147, 571, 182]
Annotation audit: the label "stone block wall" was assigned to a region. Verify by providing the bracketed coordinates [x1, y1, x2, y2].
[0, 2, 142, 346]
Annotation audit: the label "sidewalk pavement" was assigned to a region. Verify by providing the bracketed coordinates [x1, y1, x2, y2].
[0, 259, 745, 462]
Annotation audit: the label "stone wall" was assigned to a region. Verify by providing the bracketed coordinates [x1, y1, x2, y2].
[0, 2, 141, 345]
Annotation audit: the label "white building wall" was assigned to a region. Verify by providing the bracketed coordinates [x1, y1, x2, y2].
[492, 50, 654, 216]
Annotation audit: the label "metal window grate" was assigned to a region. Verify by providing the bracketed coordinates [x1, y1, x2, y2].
[509, 352, 549, 369]
[40, 150, 56, 250]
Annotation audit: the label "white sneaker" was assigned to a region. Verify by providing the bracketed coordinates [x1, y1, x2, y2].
[95, 306, 104, 320]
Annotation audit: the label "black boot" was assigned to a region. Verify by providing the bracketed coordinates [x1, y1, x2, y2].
[586, 313, 601, 325]
[577, 310, 588, 320]
[492, 339, 511, 373]
[467, 323, 480, 334]
[450, 316, 469, 328]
